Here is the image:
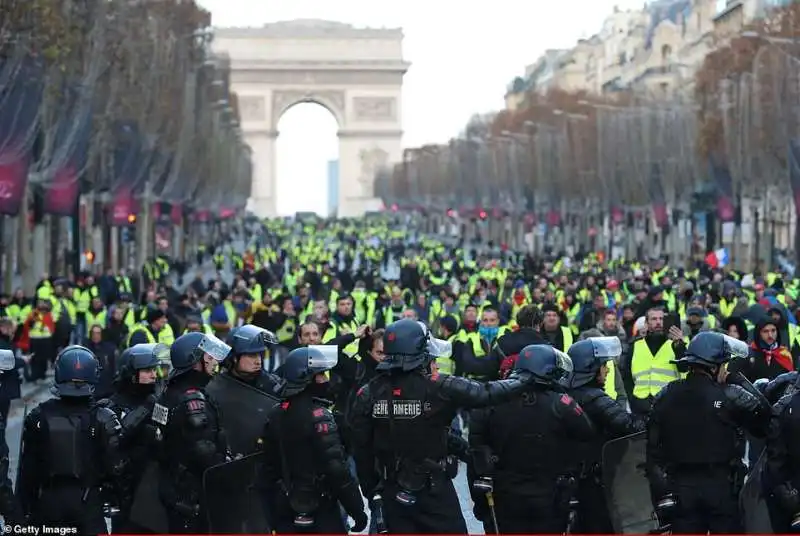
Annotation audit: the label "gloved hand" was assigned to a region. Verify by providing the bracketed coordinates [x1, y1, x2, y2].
[349, 510, 368, 533]
[753, 378, 770, 393]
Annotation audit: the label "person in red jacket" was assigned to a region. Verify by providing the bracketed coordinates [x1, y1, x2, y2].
[18, 298, 56, 382]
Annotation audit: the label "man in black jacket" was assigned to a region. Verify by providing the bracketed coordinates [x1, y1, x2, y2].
[491, 305, 548, 378]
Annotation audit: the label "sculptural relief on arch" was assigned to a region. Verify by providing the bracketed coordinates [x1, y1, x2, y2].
[211, 19, 410, 218]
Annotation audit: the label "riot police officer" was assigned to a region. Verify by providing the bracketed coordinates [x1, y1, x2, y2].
[17, 345, 125, 533]
[351, 319, 534, 534]
[763, 365, 800, 531]
[469, 343, 594, 534]
[206, 324, 284, 456]
[262, 345, 368, 534]
[99, 342, 164, 533]
[226, 324, 283, 392]
[154, 331, 231, 534]
[646, 331, 770, 534]
[0, 350, 22, 525]
[566, 336, 644, 534]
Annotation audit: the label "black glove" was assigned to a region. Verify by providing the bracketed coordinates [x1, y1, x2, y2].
[350, 510, 368, 533]
[447, 432, 470, 462]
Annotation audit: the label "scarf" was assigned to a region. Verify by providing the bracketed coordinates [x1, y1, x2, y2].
[751, 340, 794, 371]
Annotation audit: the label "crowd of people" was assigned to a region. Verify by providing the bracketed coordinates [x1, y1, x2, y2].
[0, 215, 797, 534]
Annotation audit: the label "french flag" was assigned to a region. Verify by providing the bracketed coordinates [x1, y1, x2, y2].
[705, 248, 730, 268]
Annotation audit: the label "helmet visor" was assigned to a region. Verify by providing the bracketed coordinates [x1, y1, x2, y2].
[589, 336, 622, 360]
[308, 345, 338, 372]
[132, 343, 171, 363]
[197, 334, 232, 362]
[723, 334, 749, 360]
[427, 337, 452, 358]
[554, 349, 574, 375]
[262, 329, 278, 346]
[235, 325, 278, 346]
[0, 349, 14, 372]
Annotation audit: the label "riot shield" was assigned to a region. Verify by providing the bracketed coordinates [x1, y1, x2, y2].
[740, 447, 773, 533]
[203, 452, 271, 533]
[206, 371, 281, 456]
[128, 460, 169, 532]
[601, 431, 659, 534]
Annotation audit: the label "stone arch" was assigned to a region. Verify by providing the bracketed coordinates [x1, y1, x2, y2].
[272, 93, 345, 131]
[211, 20, 410, 218]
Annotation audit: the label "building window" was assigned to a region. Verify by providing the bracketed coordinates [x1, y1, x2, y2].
[661, 45, 672, 62]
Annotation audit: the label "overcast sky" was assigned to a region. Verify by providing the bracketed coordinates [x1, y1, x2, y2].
[197, 0, 643, 214]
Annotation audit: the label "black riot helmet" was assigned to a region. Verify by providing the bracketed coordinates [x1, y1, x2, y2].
[378, 319, 452, 372]
[117, 343, 168, 384]
[567, 337, 622, 388]
[277, 345, 338, 397]
[515, 344, 574, 386]
[52, 345, 99, 397]
[675, 331, 748, 369]
[228, 324, 277, 360]
[169, 331, 231, 380]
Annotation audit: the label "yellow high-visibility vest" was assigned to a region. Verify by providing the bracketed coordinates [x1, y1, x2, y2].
[435, 335, 457, 375]
[631, 339, 680, 399]
[127, 324, 156, 347]
[561, 326, 573, 352]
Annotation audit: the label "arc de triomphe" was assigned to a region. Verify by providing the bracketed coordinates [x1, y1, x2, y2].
[212, 20, 409, 218]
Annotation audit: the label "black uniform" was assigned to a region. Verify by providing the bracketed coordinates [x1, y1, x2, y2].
[470, 384, 595, 533]
[569, 383, 644, 533]
[154, 370, 229, 533]
[206, 369, 282, 456]
[647, 371, 769, 533]
[102, 386, 158, 531]
[262, 389, 364, 533]
[352, 370, 527, 533]
[0, 413, 21, 524]
[764, 381, 800, 531]
[17, 397, 124, 532]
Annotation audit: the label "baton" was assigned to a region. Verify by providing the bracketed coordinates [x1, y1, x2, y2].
[485, 490, 499, 535]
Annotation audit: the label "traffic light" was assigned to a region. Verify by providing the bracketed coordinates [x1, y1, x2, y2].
[127, 213, 137, 224]
[479, 210, 487, 220]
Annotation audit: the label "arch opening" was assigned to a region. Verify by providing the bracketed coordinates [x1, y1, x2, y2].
[275, 101, 340, 216]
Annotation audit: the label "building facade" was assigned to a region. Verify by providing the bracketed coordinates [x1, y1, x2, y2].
[504, 0, 782, 105]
